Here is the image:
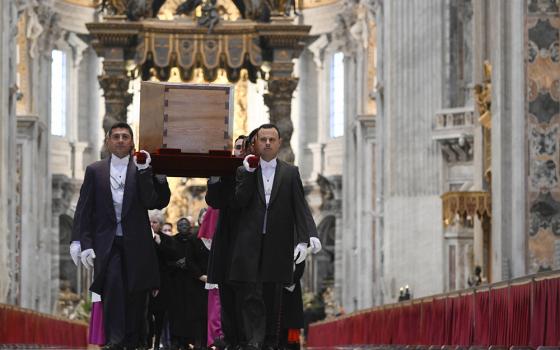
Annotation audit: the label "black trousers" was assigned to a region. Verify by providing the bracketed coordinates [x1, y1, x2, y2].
[219, 281, 245, 346]
[147, 304, 166, 349]
[237, 282, 283, 347]
[102, 237, 149, 347]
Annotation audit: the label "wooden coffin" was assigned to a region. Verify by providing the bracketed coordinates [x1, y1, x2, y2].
[138, 81, 242, 177]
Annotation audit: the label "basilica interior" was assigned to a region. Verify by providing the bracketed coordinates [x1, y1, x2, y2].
[0, 0, 559, 347]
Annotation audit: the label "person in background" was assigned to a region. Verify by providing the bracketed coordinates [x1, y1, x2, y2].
[205, 134, 248, 350]
[162, 222, 173, 236]
[197, 206, 223, 348]
[165, 217, 194, 350]
[148, 210, 172, 350]
[185, 208, 211, 350]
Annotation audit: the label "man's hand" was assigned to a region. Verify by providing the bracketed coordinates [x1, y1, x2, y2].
[294, 243, 308, 264]
[80, 249, 96, 269]
[310, 237, 322, 254]
[69, 241, 81, 266]
[199, 275, 208, 283]
[243, 154, 259, 172]
[154, 233, 161, 245]
[133, 150, 151, 170]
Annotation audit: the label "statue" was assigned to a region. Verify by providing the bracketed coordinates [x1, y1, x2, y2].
[198, 0, 221, 33]
[100, 0, 167, 20]
[175, 0, 203, 15]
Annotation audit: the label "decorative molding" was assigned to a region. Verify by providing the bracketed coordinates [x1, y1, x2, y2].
[299, 0, 338, 10]
[356, 114, 375, 142]
[441, 191, 491, 227]
[308, 34, 329, 68]
[61, 0, 100, 8]
[433, 107, 475, 162]
[328, 0, 380, 55]
[66, 32, 89, 66]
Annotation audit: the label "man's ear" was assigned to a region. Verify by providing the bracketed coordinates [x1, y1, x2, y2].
[279, 137, 283, 145]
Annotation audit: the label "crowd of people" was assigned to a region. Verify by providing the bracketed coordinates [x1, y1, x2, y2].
[69, 122, 322, 350]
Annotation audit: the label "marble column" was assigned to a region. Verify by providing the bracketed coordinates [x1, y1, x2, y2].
[0, 0, 19, 305]
[260, 19, 310, 164]
[264, 61, 299, 163]
[98, 48, 133, 136]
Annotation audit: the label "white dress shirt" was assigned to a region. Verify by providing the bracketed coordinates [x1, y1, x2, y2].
[110, 154, 129, 236]
[260, 157, 277, 205]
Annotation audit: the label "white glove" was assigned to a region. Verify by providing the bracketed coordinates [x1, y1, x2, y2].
[133, 150, 151, 170]
[294, 243, 308, 264]
[69, 241, 81, 266]
[243, 155, 259, 173]
[80, 249, 96, 269]
[310, 237, 322, 254]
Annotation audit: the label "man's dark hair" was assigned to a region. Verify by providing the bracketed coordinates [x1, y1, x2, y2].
[108, 122, 134, 140]
[177, 217, 190, 224]
[245, 128, 259, 150]
[257, 123, 281, 139]
[163, 222, 172, 227]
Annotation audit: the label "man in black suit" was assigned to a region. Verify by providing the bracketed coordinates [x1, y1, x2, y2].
[76, 122, 171, 350]
[231, 124, 311, 350]
[205, 134, 248, 349]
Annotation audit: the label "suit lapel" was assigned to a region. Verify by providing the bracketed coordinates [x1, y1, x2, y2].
[121, 159, 136, 219]
[101, 157, 117, 222]
[256, 167, 266, 205]
[269, 160, 283, 205]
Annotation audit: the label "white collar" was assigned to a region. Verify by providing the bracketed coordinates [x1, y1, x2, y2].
[260, 157, 277, 169]
[111, 154, 130, 167]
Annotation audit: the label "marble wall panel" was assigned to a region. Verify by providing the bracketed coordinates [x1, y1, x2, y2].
[526, 0, 560, 272]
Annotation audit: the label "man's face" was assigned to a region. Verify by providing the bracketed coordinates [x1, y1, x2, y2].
[107, 127, 134, 159]
[177, 219, 190, 234]
[150, 218, 161, 233]
[246, 138, 255, 155]
[255, 128, 281, 161]
[234, 138, 245, 158]
[162, 224, 173, 236]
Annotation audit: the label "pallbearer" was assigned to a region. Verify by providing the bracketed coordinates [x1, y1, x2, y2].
[231, 124, 311, 350]
[75, 122, 171, 350]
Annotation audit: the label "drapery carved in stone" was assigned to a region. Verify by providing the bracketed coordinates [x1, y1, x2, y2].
[135, 30, 262, 82]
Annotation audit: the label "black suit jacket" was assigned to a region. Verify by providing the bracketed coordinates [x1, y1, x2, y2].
[205, 176, 240, 284]
[230, 159, 310, 283]
[76, 157, 170, 294]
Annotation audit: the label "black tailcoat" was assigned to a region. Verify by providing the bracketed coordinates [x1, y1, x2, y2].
[205, 176, 239, 284]
[77, 157, 170, 294]
[230, 159, 310, 283]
